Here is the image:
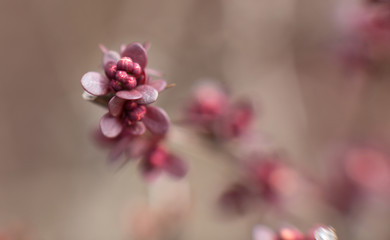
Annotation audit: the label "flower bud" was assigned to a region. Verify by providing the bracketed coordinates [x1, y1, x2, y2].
[132, 62, 142, 76]
[123, 75, 137, 90]
[115, 70, 129, 84]
[124, 101, 138, 111]
[117, 57, 134, 72]
[110, 80, 123, 91]
[104, 62, 117, 79]
[126, 105, 147, 122]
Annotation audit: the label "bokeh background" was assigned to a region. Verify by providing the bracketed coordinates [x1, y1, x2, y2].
[1, 0, 390, 239]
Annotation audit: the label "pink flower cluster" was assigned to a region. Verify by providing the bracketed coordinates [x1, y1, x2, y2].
[337, 0, 390, 70]
[220, 154, 298, 214]
[185, 81, 254, 140]
[324, 143, 390, 214]
[81, 42, 186, 179]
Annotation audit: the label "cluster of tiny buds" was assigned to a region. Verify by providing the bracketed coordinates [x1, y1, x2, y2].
[104, 57, 144, 92]
[123, 101, 147, 125]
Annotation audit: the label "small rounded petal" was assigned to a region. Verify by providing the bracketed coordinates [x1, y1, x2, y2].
[165, 155, 188, 178]
[99, 44, 108, 53]
[143, 41, 151, 51]
[108, 136, 131, 162]
[135, 85, 159, 105]
[253, 225, 276, 240]
[128, 121, 146, 136]
[108, 96, 126, 117]
[116, 89, 143, 100]
[100, 113, 123, 138]
[121, 42, 148, 69]
[117, 57, 134, 72]
[81, 72, 110, 96]
[103, 50, 120, 66]
[146, 68, 163, 77]
[143, 106, 170, 135]
[149, 79, 167, 92]
[126, 138, 149, 159]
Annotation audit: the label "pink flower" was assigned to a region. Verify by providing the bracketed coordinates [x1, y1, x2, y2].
[336, 0, 390, 70]
[185, 81, 254, 140]
[219, 154, 299, 214]
[100, 100, 170, 138]
[342, 144, 390, 194]
[140, 145, 188, 180]
[81, 42, 150, 97]
[247, 154, 298, 204]
[81, 41, 186, 179]
[324, 143, 390, 214]
[81, 42, 170, 138]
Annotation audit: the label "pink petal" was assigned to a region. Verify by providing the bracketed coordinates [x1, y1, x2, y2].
[253, 225, 275, 240]
[128, 122, 146, 136]
[121, 42, 148, 69]
[108, 96, 126, 117]
[99, 44, 108, 53]
[143, 106, 170, 135]
[116, 89, 142, 100]
[135, 85, 158, 104]
[100, 113, 123, 138]
[108, 136, 130, 162]
[148, 79, 167, 92]
[145, 68, 163, 77]
[143, 41, 151, 51]
[103, 50, 120, 66]
[81, 72, 110, 96]
[120, 44, 126, 54]
[126, 138, 149, 159]
[165, 155, 188, 178]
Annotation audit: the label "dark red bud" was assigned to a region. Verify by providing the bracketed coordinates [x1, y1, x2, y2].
[132, 62, 142, 77]
[110, 80, 123, 91]
[124, 101, 138, 111]
[123, 75, 137, 90]
[137, 74, 146, 85]
[126, 105, 147, 122]
[117, 57, 134, 72]
[115, 70, 129, 84]
[104, 62, 117, 79]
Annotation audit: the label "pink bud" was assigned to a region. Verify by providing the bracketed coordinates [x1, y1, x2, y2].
[115, 70, 129, 84]
[104, 62, 117, 79]
[110, 80, 123, 91]
[124, 101, 138, 111]
[123, 75, 137, 90]
[132, 62, 142, 76]
[117, 57, 134, 72]
[126, 105, 147, 122]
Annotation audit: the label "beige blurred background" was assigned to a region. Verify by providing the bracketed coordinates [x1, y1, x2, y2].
[1, 0, 390, 239]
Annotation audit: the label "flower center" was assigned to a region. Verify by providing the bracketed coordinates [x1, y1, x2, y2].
[123, 101, 147, 126]
[104, 57, 145, 92]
